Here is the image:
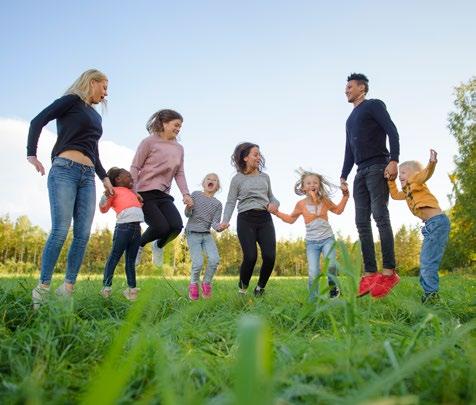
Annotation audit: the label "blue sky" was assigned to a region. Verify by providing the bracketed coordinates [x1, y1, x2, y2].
[1, 1, 475, 240]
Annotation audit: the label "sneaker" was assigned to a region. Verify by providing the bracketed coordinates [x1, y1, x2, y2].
[358, 273, 380, 297]
[254, 286, 265, 297]
[370, 272, 400, 298]
[32, 285, 49, 310]
[238, 281, 248, 294]
[135, 246, 144, 266]
[152, 241, 164, 266]
[100, 287, 112, 298]
[329, 286, 340, 299]
[189, 283, 199, 300]
[421, 291, 440, 304]
[123, 287, 139, 301]
[201, 282, 212, 299]
[56, 283, 73, 298]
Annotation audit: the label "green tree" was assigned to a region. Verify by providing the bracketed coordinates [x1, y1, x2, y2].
[443, 77, 476, 269]
[394, 224, 422, 275]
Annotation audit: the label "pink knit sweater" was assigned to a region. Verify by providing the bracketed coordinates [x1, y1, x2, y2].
[130, 134, 189, 195]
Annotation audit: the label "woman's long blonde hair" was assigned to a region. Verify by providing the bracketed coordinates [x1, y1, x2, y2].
[65, 69, 108, 106]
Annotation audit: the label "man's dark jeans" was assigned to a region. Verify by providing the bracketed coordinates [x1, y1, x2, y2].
[353, 163, 395, 273]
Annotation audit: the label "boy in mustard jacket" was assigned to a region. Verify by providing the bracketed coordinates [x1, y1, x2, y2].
[388, 149, 450, 303]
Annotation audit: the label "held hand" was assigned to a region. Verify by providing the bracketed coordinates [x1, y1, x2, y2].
[218, 222, 230, 231]
[384, 161, 398, 180]
[267, 203, 278, 214]
[183, 194, 194, 207]
[341, 186, 350, 197]
[27, 156, 45, 176]
[102, 177, 114, 197]
[429, 149, 438, 162]
[340, 178, 349, 193]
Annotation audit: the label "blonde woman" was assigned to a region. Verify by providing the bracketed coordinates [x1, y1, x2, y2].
[27, 69, 113, 307]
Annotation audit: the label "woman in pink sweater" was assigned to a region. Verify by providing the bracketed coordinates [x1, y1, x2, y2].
[130, 109, 193, 265]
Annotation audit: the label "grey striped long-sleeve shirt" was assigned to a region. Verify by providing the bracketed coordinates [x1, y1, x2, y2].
[185, 191, 223, 232]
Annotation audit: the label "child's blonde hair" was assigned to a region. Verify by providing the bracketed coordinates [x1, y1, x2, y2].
[399, 160, 424, 174]
[202, 172, 221, 192]
[294, 168, 337, 200]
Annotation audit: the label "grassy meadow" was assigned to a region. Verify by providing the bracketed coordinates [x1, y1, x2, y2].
[0, 251, 475, 404]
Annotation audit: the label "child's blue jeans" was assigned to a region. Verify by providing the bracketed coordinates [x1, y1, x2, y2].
[306, 236, 337, 299]
[103, 222, 141, 288]
[420, 213, 450, 294]
[186, 231, 220, 284]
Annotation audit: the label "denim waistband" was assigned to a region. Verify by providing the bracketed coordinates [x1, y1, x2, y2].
[423, 213, 448, 224]
[53, 156, 95, 173]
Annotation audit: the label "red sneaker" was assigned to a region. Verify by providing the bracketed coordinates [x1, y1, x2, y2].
[370, 272, 400, 298]
[358, 273, 380, 297]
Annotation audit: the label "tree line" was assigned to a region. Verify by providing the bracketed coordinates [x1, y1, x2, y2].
[0, 214, 427, 277]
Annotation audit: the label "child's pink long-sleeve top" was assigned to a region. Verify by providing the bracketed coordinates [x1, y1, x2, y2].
[100, 187, 142, 215]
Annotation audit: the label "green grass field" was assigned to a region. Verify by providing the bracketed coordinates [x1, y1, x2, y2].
[1, 271, 475, 404]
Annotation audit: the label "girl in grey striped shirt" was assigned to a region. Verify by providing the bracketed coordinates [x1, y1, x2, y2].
[185, 173, 227, 300]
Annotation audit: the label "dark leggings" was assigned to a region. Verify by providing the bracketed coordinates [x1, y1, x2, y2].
[139, 190, 183, 248]
[237, 209, 276, 289]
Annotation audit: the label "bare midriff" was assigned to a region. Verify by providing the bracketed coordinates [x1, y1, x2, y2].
[58, 150, 94, 167]
[420, 207, 442, 221]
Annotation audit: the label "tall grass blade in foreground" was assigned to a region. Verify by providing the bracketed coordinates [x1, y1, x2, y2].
[233, 315, 273, 405]
[81, 286, 157, 404]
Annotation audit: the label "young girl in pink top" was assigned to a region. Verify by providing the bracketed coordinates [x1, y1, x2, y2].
[100, 167, 144, 301]
[130, 109, 193, 265]
[274, 170, 349, 300]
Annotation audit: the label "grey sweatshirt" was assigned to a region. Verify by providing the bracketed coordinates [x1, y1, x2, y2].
[223, 172, 279, 223]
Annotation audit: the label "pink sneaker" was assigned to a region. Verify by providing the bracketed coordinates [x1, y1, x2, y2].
[201, 282, 212, 299]
[189, 283, 199, 300]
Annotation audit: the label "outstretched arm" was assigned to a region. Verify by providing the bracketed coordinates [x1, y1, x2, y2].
[327, 193, 350, 215]
[411, 149, 437, 184]
[275, 202, 302, 224]
[388, 180, 406, 200]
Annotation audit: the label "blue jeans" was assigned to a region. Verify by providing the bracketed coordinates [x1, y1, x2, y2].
[40, 157, 96, 285]
[103, 222, 141, 288]
[353, 163, 395, 272]
[420, 214, 450, 294]
[306, 236, 337, 299]
[186, 231, 220, 284]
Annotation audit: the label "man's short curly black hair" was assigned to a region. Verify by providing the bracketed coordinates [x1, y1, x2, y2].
[347, 73, 369, 94]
